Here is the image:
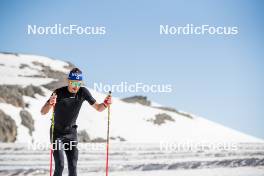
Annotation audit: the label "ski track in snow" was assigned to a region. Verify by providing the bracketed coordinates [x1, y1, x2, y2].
[0, 143, 264, 176]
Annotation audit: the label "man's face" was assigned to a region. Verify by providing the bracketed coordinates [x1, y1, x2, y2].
[68, 80, 82, 93]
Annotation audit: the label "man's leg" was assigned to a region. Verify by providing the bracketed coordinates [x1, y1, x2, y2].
[53, 139, 64, 176]
[65, 140, 78, 176]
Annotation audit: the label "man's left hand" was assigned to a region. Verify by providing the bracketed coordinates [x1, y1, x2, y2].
[103, 95, 112, 107]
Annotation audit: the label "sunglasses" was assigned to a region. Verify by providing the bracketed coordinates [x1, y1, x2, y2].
[69, 81, 82, 87]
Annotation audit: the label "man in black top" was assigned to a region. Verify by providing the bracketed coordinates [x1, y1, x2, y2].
[41, 68, 112, 176]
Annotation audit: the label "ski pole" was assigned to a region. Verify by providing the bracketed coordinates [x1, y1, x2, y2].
[105, 91, 111, 176]
[49, 93, 56, 176]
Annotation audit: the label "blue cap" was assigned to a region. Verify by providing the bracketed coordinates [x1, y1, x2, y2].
[68, 71, 83, 80]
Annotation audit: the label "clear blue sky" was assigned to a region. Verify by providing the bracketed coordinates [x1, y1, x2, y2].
[0, 0, 263, 139]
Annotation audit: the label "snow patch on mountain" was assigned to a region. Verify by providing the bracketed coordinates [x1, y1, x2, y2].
[0, 52, 263, 145]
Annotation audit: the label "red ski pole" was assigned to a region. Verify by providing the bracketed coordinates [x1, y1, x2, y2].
[49, 94, 56, 176]
[105, 91, 111, 176]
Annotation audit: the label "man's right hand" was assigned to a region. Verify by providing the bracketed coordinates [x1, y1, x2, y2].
[49, 93, 57, 106]
[41, 93, 57, 115]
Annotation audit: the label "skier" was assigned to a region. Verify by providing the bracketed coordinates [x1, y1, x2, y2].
[40, 67, 112, 176]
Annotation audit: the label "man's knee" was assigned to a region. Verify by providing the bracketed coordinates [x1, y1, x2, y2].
[57, 160, 64, 170]
[68, 150, 78, 168]
[54, 160, 64, 176]
[53, 146, 65, 174]
[67, 147, 78, 171]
